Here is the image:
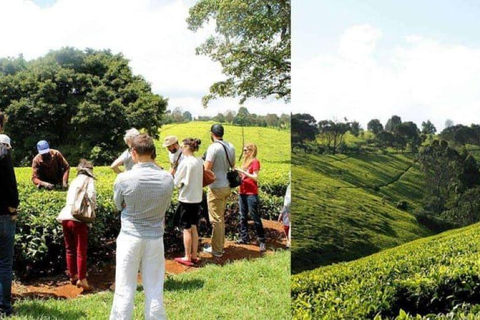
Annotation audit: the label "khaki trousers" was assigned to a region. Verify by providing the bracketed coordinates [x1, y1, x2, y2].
[207, 186, 231, 253]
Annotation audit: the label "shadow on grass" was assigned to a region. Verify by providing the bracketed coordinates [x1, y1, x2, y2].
[14, 301, 85, 319]
[164, 278, 205, 292]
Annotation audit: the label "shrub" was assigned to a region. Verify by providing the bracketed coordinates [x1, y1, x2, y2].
[13, 166, 286, 278]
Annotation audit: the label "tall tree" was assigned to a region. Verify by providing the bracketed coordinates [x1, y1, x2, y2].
[318, 120, 350, 155]
[291, 113, 318, 144]
[385, 115, 402, 132]
[421, 120, 437, 135]
[394, 121, 421, 153]
[0, 48, 167, 165]
[187, 0, 291, 106]
[367, 119, 383, 135]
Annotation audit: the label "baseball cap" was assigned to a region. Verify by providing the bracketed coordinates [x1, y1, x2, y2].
[162, 136, 178, 147]
[0, 134, 11, 149]
[37, 140, 50, 155]
[210, 124, 224, 137]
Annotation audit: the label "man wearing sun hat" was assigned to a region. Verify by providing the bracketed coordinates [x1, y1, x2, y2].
[0, 132, 19, 317]
[162, 135, 183, 174]
[31, 140, 70, 190]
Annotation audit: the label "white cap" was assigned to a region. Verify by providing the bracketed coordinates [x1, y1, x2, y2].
[0, 134, 11, 149]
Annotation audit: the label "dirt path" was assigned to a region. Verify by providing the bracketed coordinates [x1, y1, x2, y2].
[12, 219, 287, 300]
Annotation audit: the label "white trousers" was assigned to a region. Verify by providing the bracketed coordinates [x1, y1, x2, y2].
[110, 233, 166, 320]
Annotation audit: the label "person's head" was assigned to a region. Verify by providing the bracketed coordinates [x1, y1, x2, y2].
[124, 128, 140, 148]
[162, 135, 180, 154]
[77, 158, 94, 178]
[242, 143, 258, 169]
[210, 124, 224, 141]
[0, 134, 11, 157]
[131, 134, 156, 162]
[182, 138, 201, 154]
[243, 143, 257, 158]
[37, 140, 51, 158]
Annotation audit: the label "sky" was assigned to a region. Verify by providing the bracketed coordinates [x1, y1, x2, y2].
[293, 0, 480, 131]
[0, 0, 290, 118]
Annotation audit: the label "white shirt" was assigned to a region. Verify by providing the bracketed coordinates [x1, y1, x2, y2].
[174, 156, 203, 203]
[168, 148, 183, 169]
[116, 149, 135, 171]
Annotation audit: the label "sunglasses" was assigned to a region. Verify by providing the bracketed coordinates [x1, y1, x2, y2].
[243, 149, 251, 152]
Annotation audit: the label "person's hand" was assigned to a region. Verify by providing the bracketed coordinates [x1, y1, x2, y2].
[277, 214, 282, 222]
[62, 181, 68, 190]
[42, 182, 54, 190]
[8, 207, 17, 213]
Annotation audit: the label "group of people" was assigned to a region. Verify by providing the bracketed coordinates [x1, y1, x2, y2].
[0, 116, 291, 319]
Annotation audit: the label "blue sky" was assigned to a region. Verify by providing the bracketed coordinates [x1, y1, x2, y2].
[294, 0, 480, 130]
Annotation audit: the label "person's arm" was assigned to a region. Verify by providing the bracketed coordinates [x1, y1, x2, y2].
[60, 153, 70, 189]
[236, 159, 260, 182]
[110, 158, 124, 174]
[32, 158, 54, 189]
[87, 178, 97, 209]
[173, 162, 186, 188]
[3, 154, 19, 214]
[113, 177, 124, 213]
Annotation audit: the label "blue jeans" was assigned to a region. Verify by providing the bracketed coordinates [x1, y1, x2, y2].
[0, 215, 15, 316]
[238, 195, 265, 243]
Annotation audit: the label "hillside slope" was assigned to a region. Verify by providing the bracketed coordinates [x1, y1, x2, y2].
[292, 153, 431, 273]
[292, 223, 480, 319]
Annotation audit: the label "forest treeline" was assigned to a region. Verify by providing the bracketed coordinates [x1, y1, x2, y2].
[162, 106, 291, 129]
[292, 113, 480, 233]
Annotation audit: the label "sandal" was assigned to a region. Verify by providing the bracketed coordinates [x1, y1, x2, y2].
[174, 257, 194, 267]
[76, 279, 93, 291]
[191, 258, 201, 264]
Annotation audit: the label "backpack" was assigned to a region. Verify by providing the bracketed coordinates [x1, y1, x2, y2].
[71, 177, 96, 223]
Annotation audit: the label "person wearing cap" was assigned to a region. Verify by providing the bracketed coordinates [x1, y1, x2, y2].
[111, 128, 140, 174]
[32, 140, 70, 190]
[203, 124, 235, 258]
[0, 133, 19, 317]
[162, 135, 183, 174]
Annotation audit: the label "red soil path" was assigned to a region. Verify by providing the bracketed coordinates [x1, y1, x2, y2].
[12, 219, 287, 300]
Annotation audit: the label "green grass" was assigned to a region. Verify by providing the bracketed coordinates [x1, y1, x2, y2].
[11, 251, 290, 320]
[292, 223, 480, 319]
[292, 152, 432, 273]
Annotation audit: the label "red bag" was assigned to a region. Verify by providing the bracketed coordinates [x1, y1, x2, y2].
[203, 168, 216, 187]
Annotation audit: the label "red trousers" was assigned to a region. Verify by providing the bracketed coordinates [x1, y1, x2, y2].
[62, 220, 88, 280]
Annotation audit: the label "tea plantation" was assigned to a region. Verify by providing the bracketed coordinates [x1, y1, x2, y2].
[292, 152, 432, 273]
[12, 122, 290, 278]
[292, 222, 480, 319]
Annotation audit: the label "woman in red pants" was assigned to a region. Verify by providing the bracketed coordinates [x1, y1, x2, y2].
[57, 159, 96, 290]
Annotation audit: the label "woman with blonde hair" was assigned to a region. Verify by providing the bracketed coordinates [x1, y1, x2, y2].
[57, 159, 96, 290]
[236, 143, 266, 252]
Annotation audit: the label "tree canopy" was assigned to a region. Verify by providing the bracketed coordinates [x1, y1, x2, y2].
[187, 0, 291, 106]
[0, 48, 167, 165]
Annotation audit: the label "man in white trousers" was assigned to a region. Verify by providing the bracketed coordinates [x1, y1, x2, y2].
[110, 134, 174, 320]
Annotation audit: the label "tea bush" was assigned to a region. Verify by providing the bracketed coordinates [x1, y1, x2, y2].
[13, 166, 286, 278]
[292, 223, 480, 319]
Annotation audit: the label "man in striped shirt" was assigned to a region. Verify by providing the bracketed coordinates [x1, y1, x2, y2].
[110, 134, 174, 320]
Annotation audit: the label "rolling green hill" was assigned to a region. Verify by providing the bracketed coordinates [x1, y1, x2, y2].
[292, 223, 480, 319]
[292, 152, 432, 274]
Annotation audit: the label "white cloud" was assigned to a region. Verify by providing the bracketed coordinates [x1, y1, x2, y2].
[0, 0, 289, 117]
[294, 24, 480, 130]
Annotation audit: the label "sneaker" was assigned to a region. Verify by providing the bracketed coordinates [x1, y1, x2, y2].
[259, 242, 266, 252]
[203, 245, 224, 257]
[235, 239, 248, 245]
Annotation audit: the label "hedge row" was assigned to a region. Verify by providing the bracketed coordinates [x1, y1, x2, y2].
[13, 167, 287, 279]
[292, 223, 480, 319]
